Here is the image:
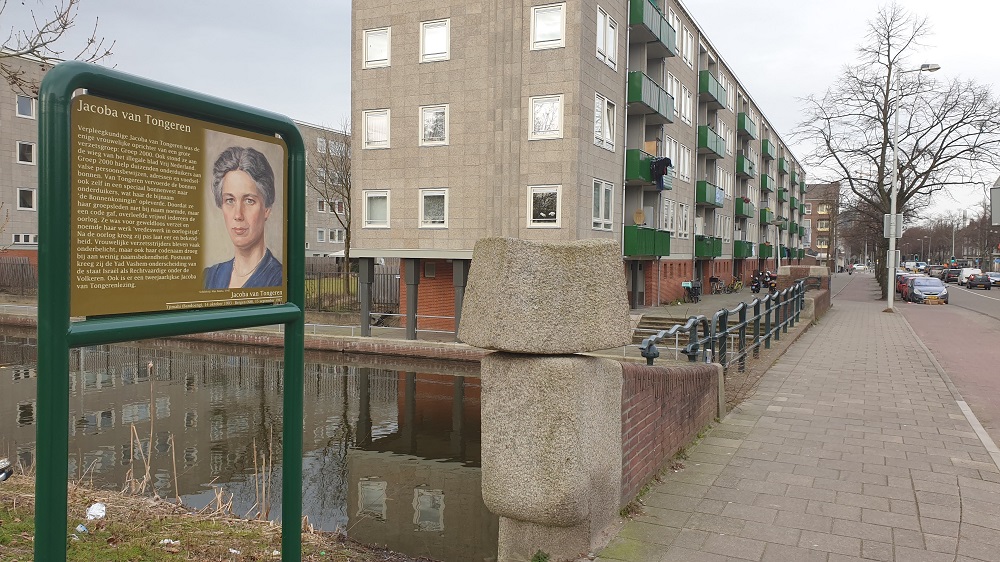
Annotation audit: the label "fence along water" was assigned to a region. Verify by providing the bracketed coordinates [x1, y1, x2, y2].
[0, 256, 37, 296]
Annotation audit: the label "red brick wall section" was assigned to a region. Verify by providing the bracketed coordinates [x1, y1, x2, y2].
[399, 260, 457, 333]
[619, 361, 719, 506]
[1, 249, 38, 267]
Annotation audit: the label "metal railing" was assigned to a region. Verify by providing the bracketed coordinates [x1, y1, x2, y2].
[638, 280, 806, 373]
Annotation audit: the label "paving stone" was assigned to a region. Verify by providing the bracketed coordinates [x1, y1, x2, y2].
[760, 543, 829, 562]
[798, 529, 861, 556]
[738, 521, 801, 547]
[701, 533, 766, 561]
[860, 539, 894, 561]
[830, 518, 892, 542]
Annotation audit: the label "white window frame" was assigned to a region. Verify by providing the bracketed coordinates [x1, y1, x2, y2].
[317, 200, 327, 213]
[528, 185, 561, 228]
[317, 229, 326, 243]
[420, 19, 451, 62]
[530, 3, 566, 50]
[802, 219, 812, 246]
[363, 27, 391, 69]
[596, 7, 617, 70]
[679, 145, 692, 182]
[592, 178, 614, 231]
[332, 229, 345, 243]
[17, 187, 36, 211]
[16, 141, 35, 165]
[682, 27, 694, 68]
[362, 109, 390, 149]
[664, 135, 679, 178]
[529, 94, 563, 140]
[363, 190, 390, 228]
[663, 198, 676, 232]
[677, 203, 690, 239]
[317, 138, 327, 153]
[419, 188, 449, 228]
[594, 93, 615, 151]
[665, 72, 680, 121]
[419, 104, 449, 146]
[16, 95, 35, 119]
[681, 86, 692, 125]
[667, 9, 681, 41]
[333, 200, 345, 214]
[804, 203, 813, 215]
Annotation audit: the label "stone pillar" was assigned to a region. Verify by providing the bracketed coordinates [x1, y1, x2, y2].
[402, 258, 420, 340]
[358, 258, 375, 337]
[453, 259, 471, 339]
[459, 238, 632, 562]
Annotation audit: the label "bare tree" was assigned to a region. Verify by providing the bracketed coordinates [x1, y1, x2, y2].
[797, 3, 1000, 296]
[306, 120, 352, 273]
[1, 0, 114, 93]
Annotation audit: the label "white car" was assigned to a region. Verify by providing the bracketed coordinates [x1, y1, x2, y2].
[959, 267, 982, 285]
[852, 264, 868, 272]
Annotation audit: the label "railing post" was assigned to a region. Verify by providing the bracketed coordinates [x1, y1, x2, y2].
[763, 294, 772, 350]
[708, 313, 717, 364]
[796, 282, 803, 322]
[716, 310, 729, 373]
[782, 290, 790, 334]
[773, 292, 782, 341]
[753, 298, 761, 357]
[738, 305, 747, 373]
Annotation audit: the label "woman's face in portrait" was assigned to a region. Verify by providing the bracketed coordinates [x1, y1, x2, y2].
[220, 170, 271, 252]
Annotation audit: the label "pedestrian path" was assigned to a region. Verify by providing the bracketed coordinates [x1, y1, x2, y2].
[598, 274, 1000, 561]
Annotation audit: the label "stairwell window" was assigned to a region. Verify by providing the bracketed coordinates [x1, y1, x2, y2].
[531, 3, 565, 50]
[419, 188, 448, 228]
[16, 95, 35, 119]
[363, 27, 391, 69]
[363, 190, 390, 228]
[16, 141, 35, 165]
[419, 104, 449, 146]
[529, 95, 563, 139]
[420, 19, 450, 62]
[592, 179, 613, 231]
[17, 188, 36, 211]
[594, 93, 615, 151]
[528, 185, 561, 228]
[596, 7, 617, 70]
[362, 109, 390, 149]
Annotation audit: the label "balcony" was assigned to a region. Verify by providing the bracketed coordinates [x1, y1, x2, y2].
[799, 224, 806, 237]
[790, 170, 799, 184]
[623, 225, 671, 257]
[759, 244, 774, 259]
[790, 196, 799, 210]
[736, 153, 757, 179]
[778, 157, 789, 175]
[790, 221, 799, 235]
[737, 112, 758, 139]
[799, 202, 805, 215]
[697, 126, 725, 158]
[778, 218, 789, 231]
[735, 198, 754, 218]
[696, 180, 725, 208]
[761, 139, 776, 160]
[625, 148, 654, 185]
[627, 71, 674, 124]
[778, 188, 789, 203]
[733, 240, 754, 259]
[798, 248, 805, 259]
[698, 70, 726, 110]
[800, 180, 807, 195]
[759, 208, 774, 224]
[760, 174, 776, 193]
[695, 235, 723, 258]
[629, 0, 678, 58]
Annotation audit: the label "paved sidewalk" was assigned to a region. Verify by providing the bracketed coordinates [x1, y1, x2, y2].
[599, 274, 1000, 562]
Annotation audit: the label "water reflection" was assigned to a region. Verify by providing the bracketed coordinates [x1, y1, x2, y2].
[0, 329, 497, 562]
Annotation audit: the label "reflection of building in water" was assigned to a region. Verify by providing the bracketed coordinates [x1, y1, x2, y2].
[0, 330, 497, 560]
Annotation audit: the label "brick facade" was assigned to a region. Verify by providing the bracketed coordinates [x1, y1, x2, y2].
[620, 361, 719, 505]
[399, 259, 458, 333]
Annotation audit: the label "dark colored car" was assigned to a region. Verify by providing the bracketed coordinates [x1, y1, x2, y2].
[896, 273, 920, 295]
[907, 276, 948, 304]
[967, 273, 992, 290]
[943, 268, 960, 283]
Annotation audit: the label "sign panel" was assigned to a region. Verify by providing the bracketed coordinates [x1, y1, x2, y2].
[883, 213, 903, 238]
[70, 95, 288, 316]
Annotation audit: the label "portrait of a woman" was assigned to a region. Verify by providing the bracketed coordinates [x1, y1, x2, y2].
[203, 146, 283, 289]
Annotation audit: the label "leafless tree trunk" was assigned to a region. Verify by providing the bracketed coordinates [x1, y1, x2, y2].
[305, 118, 352, 274]
[797, 2, 1000, 297]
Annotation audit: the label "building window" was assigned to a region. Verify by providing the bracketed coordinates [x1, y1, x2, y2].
[682, 27, 694, 68]
[17, 188, 36, 211]
[680, 86, 692, 125]
[816, 236, 830, 249]
[531, 3, 565, 50]
[17, 142, 35, 164]
[817, 219, 831, 231]
[677, 203, 690, 239]
[528, 185, 561, 227]
[667, 9, 681, 42]
[802, 219, 811, 246]
[317, 200, 327, 213]
[596, 7, 617, 69]
[666, 72, 679, 119]
[420, 19, 450, 62]
[678, 145, 691, 182]
[529, 95, 563, 140]
[817, 203, 832, 215]
[804, 203, 812, 215]
[363, 190, 390, 228]
[592, 179, 613, 231]
[419, 188, 448, 228]
[594, 94, 616, 151]
[664, 136, 678, 178]
[663, 198, 676, 232]
[317, 138, 327, 153]
[317, 229, 326, 242]
[16, 95, 35, 119]
[362, 109, 390, 149]
[419, 104, 449, 146]
[317, 167, 328, 184]
[333, 200, 345, 214]
[363, 27, 391, 69]
[332, 229, 345, 242]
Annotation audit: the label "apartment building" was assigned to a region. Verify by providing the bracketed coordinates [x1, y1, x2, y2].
[803, 181, 842, 268]
[298, 121, 350, 259]
[351, 0, 807, 333]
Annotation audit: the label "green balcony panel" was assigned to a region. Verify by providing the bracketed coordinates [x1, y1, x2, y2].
[625, 149, 654, 185]
[760, 174, 775, 192]
[799, 202, 805, 214]
[623, 225, 654, 256]
[696, 180, 725, 208]
[790, 196, 799, 210]
[698, 70, 726, 110]
[627, 71, 674, 123]
[761, 139, 776, 160]
[778, 218, 789, 231]
[695, 235, 723, 258]
[697, 125, 725, 158]
[737, 153, 757, 178]
[778, 157, 789, 175]
[798, 248, 805, 259]
[759, 244, 774, 259]
[654, 228, 671, 256]
[735, 198, 754, 218]
[790, 170, 799, 184]
[733, 240, 754, 259]
[628, 0, 678, 58]
[799, 225, 806, 236]
[778, 188, 789, 203]
[737, 112, 758, 139]
[790, 221, 799, 234]
[800, 180, 806, 194]
[759, 208, 774, 224]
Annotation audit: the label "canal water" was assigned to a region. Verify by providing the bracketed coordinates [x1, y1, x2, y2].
[0, 327, 498, 561]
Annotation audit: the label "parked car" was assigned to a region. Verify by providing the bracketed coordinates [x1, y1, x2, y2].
[900, 274, 926, 301]
[907, 276, 948, 304]
[959, 268, 983, 286]
[943, 268, 960, 283]
[967, 273, 992, 290]
[926, 265, 945, 278]
[988, 272, 1000, 287]
[897, 273, 921, 295]
[852, 263, 869, 272]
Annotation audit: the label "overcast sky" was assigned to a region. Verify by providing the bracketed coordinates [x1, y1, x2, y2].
[18, 0, 999, 216]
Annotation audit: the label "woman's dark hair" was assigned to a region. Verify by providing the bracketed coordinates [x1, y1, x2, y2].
[211, 146, 276, 208]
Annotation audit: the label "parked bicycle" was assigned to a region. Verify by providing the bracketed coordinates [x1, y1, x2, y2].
[725, 277, 743, 293]
[709, 276, 725, 295]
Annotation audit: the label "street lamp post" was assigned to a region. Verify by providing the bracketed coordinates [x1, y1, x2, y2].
[920, 236, 926, 261]
[887, 63, 940, 311]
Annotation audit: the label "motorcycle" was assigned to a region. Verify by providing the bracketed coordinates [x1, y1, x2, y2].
[750, 274, 761, 294]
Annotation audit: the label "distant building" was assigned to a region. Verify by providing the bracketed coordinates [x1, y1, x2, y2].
[803, 182, 843, 270]
[297, 121, 350, 259]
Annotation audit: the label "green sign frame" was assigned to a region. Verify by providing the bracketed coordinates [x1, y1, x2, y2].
[37, 61, 305, 561]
